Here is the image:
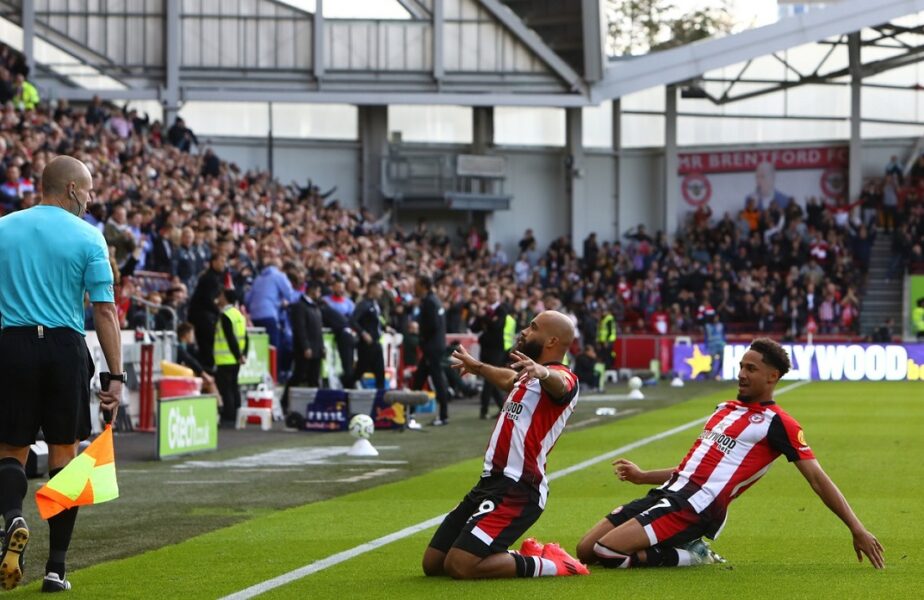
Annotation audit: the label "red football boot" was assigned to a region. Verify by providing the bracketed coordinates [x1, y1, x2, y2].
[541, 542, 590, 576]
[518, 538, 545, 557]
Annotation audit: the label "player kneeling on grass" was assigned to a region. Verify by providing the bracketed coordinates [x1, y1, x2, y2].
[422, 311, 588, 579]
[576, 338, 884, 570]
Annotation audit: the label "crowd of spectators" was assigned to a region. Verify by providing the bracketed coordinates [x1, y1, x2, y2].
[1, 42, 920, 389]
[864, 155, 924, 279]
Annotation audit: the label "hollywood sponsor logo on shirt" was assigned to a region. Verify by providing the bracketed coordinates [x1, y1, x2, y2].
[698, 428, 738, 454]
[501, 400, 525, 422]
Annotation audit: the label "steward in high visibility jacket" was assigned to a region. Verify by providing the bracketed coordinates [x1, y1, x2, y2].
[214, 288, 249, 424]
[597, 309, 617, 366]
[914, 298, 924, 340]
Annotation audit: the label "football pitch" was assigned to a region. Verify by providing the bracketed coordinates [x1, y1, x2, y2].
[8, 380, 923, 598]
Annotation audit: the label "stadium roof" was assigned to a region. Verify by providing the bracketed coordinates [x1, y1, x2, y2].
[593, 0, 924, 103]
[2, 0, 924, 108]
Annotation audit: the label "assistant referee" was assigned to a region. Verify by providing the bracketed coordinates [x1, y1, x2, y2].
[0, 155, 123, 593]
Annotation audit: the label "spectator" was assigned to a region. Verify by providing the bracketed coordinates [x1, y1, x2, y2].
[246, 250, 296, 350]
[167, 117, 199, 152]
[175, 322, 219, 399]
[320, 294, 357, 390]
[283, 279, 324, 412]
[885, 155, 903, 185]
[574, 344, 600, 392]
[214, 288, 248, 426]
[103, 205, 136, 266]
[882, 174, 899, 232]
[870, 317, 894, 344]
[351, 279, 388, 390]
[188, 253, 228, 371]
[323, 275, 355, 320]
[12, 72, 39, 111]
[913, 298, 924, 340]
[412, 275, 451, 427]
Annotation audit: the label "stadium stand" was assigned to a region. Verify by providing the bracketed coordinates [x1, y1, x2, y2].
[0, 25, 921, 377]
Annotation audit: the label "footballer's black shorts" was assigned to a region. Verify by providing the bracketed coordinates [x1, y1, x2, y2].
[605, 489, 715, 546]
[428, 474, 543, 558]
[0, 326, 93, 446]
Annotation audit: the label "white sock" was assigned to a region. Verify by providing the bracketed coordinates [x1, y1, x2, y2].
[675, 548, 693, 567]
[537, 557, 557, 576]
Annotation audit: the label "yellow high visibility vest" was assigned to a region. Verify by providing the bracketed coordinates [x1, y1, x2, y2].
[914, 306, 924, 333]
[214, 306, 247, 366]
[503, 314, 517, 351]
[598, 314, 616, 344]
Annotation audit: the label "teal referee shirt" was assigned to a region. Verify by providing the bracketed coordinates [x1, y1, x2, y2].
[0, 205, 114, 334]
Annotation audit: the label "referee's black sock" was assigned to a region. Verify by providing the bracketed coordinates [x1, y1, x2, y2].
[0, 457, 27, 525]
[46, 467, 79, 578]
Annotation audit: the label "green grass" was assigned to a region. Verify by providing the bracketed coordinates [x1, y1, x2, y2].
[8, 381, 923, 598]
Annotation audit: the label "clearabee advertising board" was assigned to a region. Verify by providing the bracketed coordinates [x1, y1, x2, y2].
[157, 395, 219, 459]
[238, 331, 270, 385]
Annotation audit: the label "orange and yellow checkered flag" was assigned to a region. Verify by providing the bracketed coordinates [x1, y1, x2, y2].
[35, 426, 119, 519]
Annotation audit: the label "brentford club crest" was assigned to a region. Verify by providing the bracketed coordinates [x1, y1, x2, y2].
[749, 413, 765, 424]
[820, 168, 846, 198]
[681, 173, 712, 207]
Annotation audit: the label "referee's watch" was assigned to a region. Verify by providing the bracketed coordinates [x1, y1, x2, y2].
[103, 372, 128, 383]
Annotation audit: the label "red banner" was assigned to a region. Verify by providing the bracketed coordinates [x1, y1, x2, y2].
[679, 146, 848, 175]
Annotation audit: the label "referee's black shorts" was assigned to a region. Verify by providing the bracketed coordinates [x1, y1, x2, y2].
[428, 474, 543, 558]
[0, 326, 93, 446]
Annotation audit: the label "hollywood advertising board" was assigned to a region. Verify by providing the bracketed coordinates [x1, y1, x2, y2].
[673, 343, 924, 382]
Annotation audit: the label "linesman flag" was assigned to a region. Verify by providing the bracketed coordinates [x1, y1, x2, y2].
[35, 426, 119, 519]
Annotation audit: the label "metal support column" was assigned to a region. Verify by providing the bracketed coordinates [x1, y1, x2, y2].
[612, 98, 622, 236]
[472, 106, 493, 154]
[359, 105, 389, 214]
[433, 0, 444, 83]
[848, 32, 862, 205]
[164, 0, 181, 126]
[664, 85, 680, 238]
[21, 1, 35, 79]
[566, 107, 586, 255]
[314, 0, 325, 81]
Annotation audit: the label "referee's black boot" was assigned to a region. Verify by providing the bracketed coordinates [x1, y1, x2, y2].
[0, 516, 29, 590]
[41, 572, 72, 593]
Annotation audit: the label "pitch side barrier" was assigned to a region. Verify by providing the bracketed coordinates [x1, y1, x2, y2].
[673, 341, 924, 382]
[610, 333, 874, 377]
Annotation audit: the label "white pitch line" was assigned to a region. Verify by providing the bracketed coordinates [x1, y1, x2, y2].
[220, 380, 810, 600]
[166, 480, 247, 485]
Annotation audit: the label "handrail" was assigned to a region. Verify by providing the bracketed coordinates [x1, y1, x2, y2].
[129, 295, 178, 333]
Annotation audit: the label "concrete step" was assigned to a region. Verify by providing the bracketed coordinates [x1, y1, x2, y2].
[862, 303, 903, 312]
[865, 286, 903, 294]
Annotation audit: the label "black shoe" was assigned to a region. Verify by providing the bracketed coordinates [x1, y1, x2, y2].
[0, 516, 29, 591]
[41, 572, 71, 593]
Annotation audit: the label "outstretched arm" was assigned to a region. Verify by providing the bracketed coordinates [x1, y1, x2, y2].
[451, 344, 517, 393]
[795, 459, 884, 569]
[612, 459, 674, 486]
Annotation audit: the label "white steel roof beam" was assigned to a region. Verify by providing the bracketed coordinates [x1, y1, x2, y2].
[594, 0, 924, 101]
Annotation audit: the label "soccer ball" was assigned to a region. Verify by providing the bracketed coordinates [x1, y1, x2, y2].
[348, 414, 375, 439]
[628, 376, 642, 391]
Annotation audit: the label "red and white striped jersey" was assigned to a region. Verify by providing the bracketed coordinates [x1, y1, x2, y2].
[482, 363, 579, 508]
[661, 399, 814, 536]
